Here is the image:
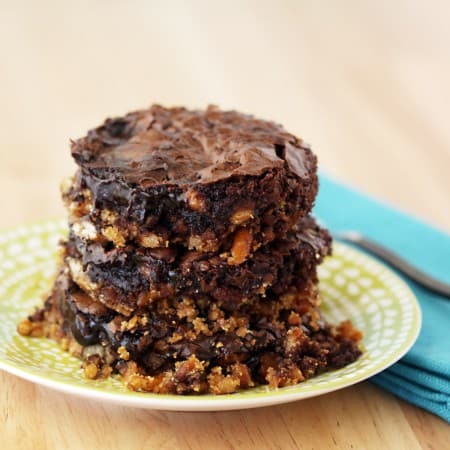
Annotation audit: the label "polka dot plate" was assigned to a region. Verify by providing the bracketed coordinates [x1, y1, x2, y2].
[0, 220, 421, 411]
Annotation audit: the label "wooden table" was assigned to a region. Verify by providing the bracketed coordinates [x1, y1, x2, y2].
[1, 2, 449, 448]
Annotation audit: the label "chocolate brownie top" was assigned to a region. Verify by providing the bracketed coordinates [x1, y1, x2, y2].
[71, 105, 316, 186]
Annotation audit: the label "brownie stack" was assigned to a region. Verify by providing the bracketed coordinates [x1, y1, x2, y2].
[20, 105, 361, 394]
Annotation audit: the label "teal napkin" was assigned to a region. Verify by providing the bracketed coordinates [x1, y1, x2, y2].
[314, 174, 450, 423]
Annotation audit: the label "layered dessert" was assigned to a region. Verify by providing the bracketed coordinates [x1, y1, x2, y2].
[19, 105, 362, 394]
[64, 216, 330, 314]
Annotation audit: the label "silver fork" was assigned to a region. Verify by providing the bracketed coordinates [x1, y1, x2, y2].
[335, 231, 450, 298]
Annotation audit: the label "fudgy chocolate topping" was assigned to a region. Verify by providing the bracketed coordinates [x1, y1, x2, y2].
[71, 105, 313, 186]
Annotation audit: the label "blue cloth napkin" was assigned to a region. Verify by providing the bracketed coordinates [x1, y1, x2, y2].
[314, 174, 450, 423]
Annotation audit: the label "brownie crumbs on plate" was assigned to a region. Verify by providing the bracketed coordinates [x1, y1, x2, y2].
[19, 266, 361, 394]
[18, 105, 362, 395]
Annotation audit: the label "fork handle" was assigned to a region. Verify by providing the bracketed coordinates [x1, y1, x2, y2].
[336, 232, 450, 298]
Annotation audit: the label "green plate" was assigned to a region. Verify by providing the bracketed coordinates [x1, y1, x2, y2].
[0, 220, 421, 411]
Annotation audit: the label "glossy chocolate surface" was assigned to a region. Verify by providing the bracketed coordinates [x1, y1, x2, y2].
[71, 105, 315, 186]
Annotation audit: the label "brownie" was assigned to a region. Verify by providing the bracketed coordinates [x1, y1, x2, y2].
[64, 216, 331, 315]
[18, 104, 363, 395]
[65, 105, 318, 253]
[19, 267, 362, 394]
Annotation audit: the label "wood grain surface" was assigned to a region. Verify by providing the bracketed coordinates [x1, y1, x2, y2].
[1, 1, 449, 448]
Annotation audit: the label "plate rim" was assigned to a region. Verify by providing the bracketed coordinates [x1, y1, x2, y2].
[0, 220, 422, 411]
